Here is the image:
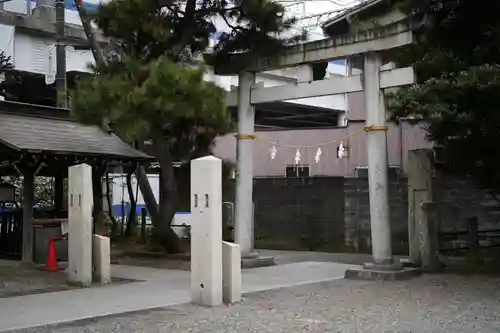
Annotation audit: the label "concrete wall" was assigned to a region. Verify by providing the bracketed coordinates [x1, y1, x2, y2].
[0, 24, 14, 60]
[214, 120, 431, 177]
[205, 66, 347, 111]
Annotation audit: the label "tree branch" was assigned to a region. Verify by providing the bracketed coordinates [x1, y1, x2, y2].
[171, 0, 197, 60]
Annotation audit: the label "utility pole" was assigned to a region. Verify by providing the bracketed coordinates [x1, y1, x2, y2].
[55, 0, 67, 108]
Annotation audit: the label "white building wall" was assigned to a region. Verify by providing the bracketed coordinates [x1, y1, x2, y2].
[109, 174, 159, 208]
[12, 33, 94, 74]
[0, 24, 14, 60]
[2, 0, 348, 113]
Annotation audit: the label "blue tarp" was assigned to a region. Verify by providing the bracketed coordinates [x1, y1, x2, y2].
[110, 204, 190, 217]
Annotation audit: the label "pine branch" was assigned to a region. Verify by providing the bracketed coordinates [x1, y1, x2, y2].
[0, 51, 13, 72]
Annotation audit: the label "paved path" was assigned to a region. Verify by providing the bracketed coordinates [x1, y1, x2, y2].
[0, 261, 357, 332]
[13, 274, 500, 333]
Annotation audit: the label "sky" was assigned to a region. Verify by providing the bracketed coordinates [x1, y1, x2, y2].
[48, 0, 361, 41]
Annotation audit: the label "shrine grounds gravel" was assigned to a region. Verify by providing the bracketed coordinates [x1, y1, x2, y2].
[12, 273, 500, 333]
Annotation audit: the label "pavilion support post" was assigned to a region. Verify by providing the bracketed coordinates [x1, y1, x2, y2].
[54, 175, 64, 212]
[234, 71, 257, 258]
[22, 170, 35, 262]
[363, 52, 400, 270]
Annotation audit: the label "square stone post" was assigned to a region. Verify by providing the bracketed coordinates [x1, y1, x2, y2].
[363, 52, 398, 269]
[67, 163, 93, 287]
[420, 202, 441, 271]
[191, 156, 223, 307]
[222, 241, 241, 304]
[407, 149, 434, 266]
[234, 71, 257, 258]
[92, 234, 111, 284]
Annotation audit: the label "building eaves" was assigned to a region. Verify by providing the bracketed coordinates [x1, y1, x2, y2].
[0, 9, 107, 44]
[322, 0, 386, 30]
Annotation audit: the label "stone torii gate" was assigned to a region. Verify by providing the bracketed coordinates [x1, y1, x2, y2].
[216, 20, 417, 273]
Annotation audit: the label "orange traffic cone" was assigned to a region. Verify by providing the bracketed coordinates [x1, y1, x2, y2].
[44, 236, 59, 272]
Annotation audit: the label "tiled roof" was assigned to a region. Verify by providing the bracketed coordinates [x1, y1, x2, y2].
[322, 0, 385, 29]
[0, 112, 152, 160]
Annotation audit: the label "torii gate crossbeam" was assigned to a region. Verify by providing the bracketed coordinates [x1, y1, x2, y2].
[217, 19, 416, 270]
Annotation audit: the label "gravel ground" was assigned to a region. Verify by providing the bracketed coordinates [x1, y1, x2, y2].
[13, 274, 500, 333]
[0, 260, 135, 298]
[0, 261, 76, 298]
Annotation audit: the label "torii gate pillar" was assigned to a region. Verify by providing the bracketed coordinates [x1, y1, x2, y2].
[234, 71, 257, 258]
[363, 52, 400, 270]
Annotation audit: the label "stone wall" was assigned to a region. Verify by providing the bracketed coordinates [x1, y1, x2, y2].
[223, 173, 499, 254]
[343, 176, 408, 254]
[252, 177, 345, 252]
[433, 175, 500, 232]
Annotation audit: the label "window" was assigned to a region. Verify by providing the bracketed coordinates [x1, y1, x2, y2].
[285, 164, 310, 178]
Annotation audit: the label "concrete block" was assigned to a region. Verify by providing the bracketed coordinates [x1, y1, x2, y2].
[31, 5, 55, 23]
[222, 241, 241, 304]
[67, 164, 93, 287]
[190, 156, 223, 307]
[92, 234, 111, 285]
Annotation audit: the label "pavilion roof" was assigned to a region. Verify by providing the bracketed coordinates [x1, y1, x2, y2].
[0, 108, 152, 161]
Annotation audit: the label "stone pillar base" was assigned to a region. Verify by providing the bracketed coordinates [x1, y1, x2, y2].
[241, 254, 275, 269]
[345, 265, 421, 281]
[400, 258, 419, 268]
[242, 251, 259, 259]
[362, 261, 403, 271]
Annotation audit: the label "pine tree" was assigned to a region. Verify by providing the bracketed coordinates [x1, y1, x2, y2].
[73, 0, 304, 252]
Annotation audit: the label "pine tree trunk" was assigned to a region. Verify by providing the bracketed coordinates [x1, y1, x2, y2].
[92, 165, 106, 235]
[105, 172, 118, 233]
[134, 166, 158, 219]
[152, 137, 181, 253]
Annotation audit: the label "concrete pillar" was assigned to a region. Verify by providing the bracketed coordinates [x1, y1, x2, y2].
[408, 149, 437, 269]
[190, 156, 223, 307]
[92, 234, 111, 284]
[297, 65, 314, 82]
[363, 52, 395, 268]
[222, 241, 242, 304]
[67, 163, 93, 287]
[37, 0, 55, 6]
[22, 171, 34, 262]
[234, 71, 256, 258]
[31, 0, 55, 22]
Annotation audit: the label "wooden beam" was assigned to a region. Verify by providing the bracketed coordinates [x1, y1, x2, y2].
[225, 67, 415, 107]
[213, 20, 415, 75]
